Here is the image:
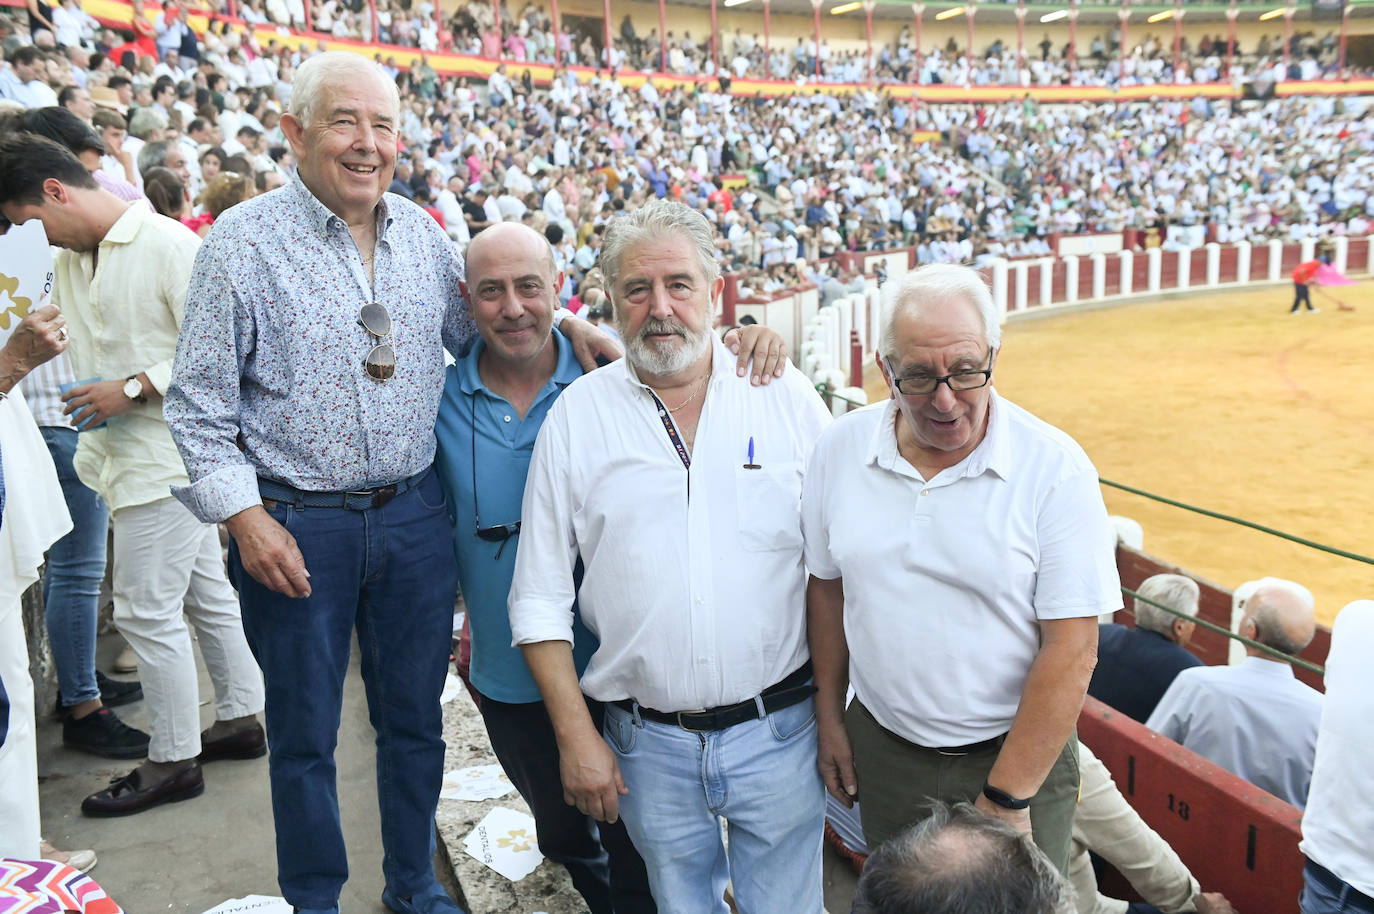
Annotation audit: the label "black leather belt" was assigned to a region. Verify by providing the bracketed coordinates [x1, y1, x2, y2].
[258, 468, 429, 511]
[616, 661, 815, 733]
[1306, 859, 1374, 911]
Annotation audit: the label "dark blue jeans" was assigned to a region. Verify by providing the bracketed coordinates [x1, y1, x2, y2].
[40, 426, 109, 707]
[479, 695, 656, 914]
[229, 468, 458, 910]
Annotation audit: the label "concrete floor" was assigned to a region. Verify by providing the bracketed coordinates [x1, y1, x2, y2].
[37, 629, 860, 914]
[37, 631, 392, 914]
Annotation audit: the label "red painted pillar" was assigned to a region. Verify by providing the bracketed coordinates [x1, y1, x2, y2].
[302, 0, 312, 32]
[551, 0, 562, 64]
[1015, 0, 1026, 82]
[1118, 1, 1129, 79]
[658, 0, 666, 70]
[966, 4, 976, 78]
[1225, 0, 1237, 79]
[1338, 0, 1350, 77]
[1067, 0, 1079, 67]
[913, 2, 923, 61]
[368, 0, 378, 43]
[849, 330, 863, 388]
[493, 0, 500, 38]
[864, 1, 874, 83]
[602, 0, 613, 69]
[227, 0, 237, 19]
[1171, 0, 1183, 82]
[1282, 6, 1294, 76]
[763, 0, 771, 69]
[709, 0, 719, 75]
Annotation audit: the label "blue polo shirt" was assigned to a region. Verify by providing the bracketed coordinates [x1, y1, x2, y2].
[434, 331, 597, 703]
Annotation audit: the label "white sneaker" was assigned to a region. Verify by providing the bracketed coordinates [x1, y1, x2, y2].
[1309, 308, 1321, 314]
[40, 840, 97, 874]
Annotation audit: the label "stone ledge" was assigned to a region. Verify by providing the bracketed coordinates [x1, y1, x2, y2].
[437, 685, 589, 914]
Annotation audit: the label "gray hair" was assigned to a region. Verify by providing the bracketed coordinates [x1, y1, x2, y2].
[288, 51, 399, 128]
[1133, 574, 1201, 637]
[126, 106, 167, 141]
[854, 801, 1070, 914]
[136, 138, 171, 177]
[600, 198, 720, 296]
[878, 263, 1001, 362]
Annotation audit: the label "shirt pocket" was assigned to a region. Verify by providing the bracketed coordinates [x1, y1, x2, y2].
[735, 462, 803, 553]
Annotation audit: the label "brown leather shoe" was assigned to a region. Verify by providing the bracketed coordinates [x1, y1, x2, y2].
[198, 722, 267, 763]
[81, 763, 204, 817]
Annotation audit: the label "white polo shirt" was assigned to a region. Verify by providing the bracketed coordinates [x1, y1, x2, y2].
[509, 336, 831, 712]
[801, 393, 1121, 747]
[1299, 600, 1374, 895]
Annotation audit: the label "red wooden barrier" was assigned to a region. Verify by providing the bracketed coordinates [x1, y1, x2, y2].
[1218, 246, 1239, 284]
[1347, 237, 1369, 271]
[1080, 698, 1305, 914]
[1251, 244, 1271, 282]
[1189, 249, 1208, 284]
[1104, 256, 1122, 297]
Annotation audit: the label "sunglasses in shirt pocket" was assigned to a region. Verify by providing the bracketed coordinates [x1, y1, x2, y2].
[735, 462, 804, 553]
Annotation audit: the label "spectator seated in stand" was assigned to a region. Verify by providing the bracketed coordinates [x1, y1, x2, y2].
[1088, 573, 1204, 723]
[1146, 577, 1323, 809]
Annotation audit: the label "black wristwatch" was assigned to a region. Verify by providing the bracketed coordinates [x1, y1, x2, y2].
[982, 782, 1033, 810]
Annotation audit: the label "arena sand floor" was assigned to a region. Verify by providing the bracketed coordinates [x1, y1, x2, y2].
[864, 279, 1374, 628]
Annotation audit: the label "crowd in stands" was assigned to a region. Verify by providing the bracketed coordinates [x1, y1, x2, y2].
[5, 3, 1373, 304]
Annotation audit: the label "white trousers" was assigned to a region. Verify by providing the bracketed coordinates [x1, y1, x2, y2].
[0, 585, 39, 859]
[111, 497, 264, 763]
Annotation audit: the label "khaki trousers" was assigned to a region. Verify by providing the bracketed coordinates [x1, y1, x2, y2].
[846, 698, 1080, 874]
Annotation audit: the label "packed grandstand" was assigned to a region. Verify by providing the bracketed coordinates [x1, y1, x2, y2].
[4, 0, 1373, 307]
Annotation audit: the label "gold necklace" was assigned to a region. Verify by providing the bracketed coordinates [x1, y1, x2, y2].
[660, 372, 709, 414]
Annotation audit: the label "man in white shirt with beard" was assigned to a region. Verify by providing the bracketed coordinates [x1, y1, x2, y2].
[510, 199, 828, 914]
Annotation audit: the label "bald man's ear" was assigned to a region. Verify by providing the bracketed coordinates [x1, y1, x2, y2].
[553, 271, 565, 295]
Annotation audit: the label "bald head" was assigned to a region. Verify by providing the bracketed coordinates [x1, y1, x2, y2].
[1245, 579, 1316, 658]
[466, 222, 558, 286]
[462, 222, 563, 371]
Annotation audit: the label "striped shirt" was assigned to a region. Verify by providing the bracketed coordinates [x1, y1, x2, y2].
[18, 353, 77, 429]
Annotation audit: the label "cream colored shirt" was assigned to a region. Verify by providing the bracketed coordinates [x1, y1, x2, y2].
[53, 202, 201, 511]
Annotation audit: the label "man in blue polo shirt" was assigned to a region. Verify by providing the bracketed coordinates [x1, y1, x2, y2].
[434, 222, 652, 913]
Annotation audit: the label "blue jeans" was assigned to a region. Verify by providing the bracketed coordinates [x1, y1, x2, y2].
[1302, 859, 1374, 914]
[40, 426, 109, 707]
[602, 694, 825, 914]
[229, 468, 458, 910]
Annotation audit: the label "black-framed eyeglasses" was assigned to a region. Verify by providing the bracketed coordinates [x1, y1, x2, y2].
[886, 351, 994, 396]
[471, 395, 521, 558]
[358, 302, 396, 382]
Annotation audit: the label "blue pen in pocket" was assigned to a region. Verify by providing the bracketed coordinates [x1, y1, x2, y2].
[59, 378, 108, 431]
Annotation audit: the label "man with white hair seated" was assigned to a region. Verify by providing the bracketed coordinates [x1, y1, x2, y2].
[1088, 574, 1204, 723]
[1146, 578, 1322, 809]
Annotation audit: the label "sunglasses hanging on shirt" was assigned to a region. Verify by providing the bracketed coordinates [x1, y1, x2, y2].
[358, 302, 396, 382]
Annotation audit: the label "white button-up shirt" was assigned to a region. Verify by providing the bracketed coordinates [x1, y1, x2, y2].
[1300, 600, 1374, 895]
[801, 394, 1121, 747]
[1147, 656, 1323, 809]
[52, 202, 202, 512]
[509, 336, 831, 711]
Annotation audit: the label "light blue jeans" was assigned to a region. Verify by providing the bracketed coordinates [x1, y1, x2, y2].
[603, 694, 825, 914]
[40, 426, 109, 707]
[1301, 860, 1374, 914]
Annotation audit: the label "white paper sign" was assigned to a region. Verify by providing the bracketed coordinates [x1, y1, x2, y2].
[440, 671, 464, 705]
[0, 220, 55, 347]
[199, 895, 293, 914]
[441, 763, 515, 801]
[463, 807, 543, 881]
